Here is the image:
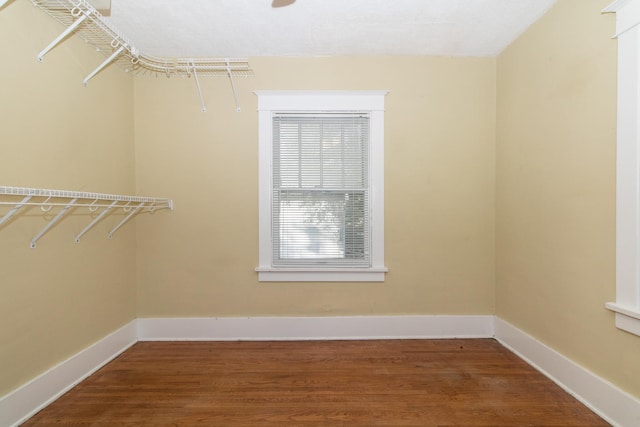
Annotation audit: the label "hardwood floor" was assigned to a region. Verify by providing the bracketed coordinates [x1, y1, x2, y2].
[23, 339, 609, 426]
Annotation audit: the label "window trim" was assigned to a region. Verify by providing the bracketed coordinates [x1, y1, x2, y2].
[604, 0, 640, 336]
[255, 91, 388, 282]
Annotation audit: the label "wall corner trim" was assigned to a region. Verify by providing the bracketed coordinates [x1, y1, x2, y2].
[494, 317, 640, 427]
[0, 321, 137, 427]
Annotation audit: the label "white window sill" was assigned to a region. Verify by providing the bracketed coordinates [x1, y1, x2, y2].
[605, 302, 640, 336]
[256, 267, 388, 282]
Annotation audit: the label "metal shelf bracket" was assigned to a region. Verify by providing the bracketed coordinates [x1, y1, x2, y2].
[38, 12, 88, 62]
[31, 198, 78, 248]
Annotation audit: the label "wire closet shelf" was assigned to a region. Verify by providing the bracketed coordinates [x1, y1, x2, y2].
[30, 0, 253, 110]
[31, 0, 254, 77]
[0, 185, 173, 248]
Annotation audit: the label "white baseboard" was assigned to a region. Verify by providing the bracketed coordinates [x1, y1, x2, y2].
[136, 315, 495, 341]
[0, 321, 137, 427]
[494, 317, 640, 427]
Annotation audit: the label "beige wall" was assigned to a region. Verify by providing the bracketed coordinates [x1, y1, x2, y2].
[0, 0, 136, 395]
[6, 0, 637, 408]
[496, 0, 640, 398]
[134, 56, 496, 317]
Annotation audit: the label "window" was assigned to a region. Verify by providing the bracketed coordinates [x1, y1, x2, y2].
[273, 114, 370, 266]
[256, 91, 388, 282]
[604, 0, 640, 336]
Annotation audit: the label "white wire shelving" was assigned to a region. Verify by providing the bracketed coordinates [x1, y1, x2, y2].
[0, 185, 173, 248]
[29, 0, 254, 111]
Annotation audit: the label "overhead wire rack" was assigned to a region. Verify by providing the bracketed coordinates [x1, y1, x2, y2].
[30, 0, 254, 111]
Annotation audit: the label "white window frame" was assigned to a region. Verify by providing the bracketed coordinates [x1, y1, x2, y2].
[255, 91, 388, 282]
[604, 0, 640, 336]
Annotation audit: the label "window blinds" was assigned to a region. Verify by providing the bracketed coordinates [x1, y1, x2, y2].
[272, 113, 370, 267]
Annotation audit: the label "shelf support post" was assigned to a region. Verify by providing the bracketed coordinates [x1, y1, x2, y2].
[83, 45, 125, 86]
[108, 202, 145, 239]
[30, 198, 78, 248]
[74, 200, 118, 243]
[0, 196, 32, 227]
[226, 58, 241, 112]
[38, 14, 88, 62]
[191, 61, 207, 112]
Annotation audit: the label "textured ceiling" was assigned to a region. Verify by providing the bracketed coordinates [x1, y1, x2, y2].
[104, 0, 558, 58]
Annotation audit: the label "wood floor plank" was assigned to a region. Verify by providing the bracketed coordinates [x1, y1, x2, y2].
[22, 339, 609, 426]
